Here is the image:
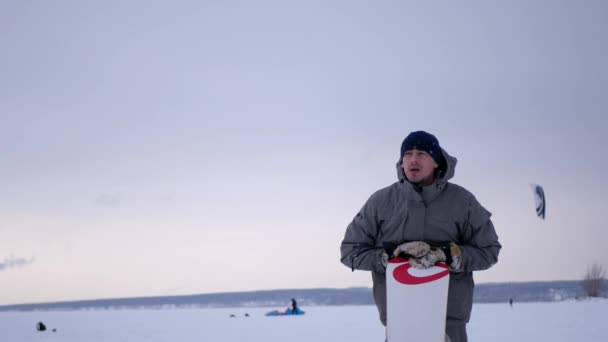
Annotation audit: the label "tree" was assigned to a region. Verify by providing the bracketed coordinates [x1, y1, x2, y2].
[582, 263, 606, 298]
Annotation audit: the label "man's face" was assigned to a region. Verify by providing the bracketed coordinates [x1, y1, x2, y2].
[402, 148, 438, 185]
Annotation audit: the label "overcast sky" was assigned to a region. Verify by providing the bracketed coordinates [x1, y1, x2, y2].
[1, 1, 607, 305]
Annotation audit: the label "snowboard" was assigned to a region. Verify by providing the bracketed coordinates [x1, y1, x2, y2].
[386, 256, 450, 342]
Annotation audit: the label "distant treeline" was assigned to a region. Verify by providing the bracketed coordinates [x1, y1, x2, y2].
[1, 280, 605, 312]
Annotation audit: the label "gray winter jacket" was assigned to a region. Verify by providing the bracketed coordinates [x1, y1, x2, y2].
[340, 147, 501, 326]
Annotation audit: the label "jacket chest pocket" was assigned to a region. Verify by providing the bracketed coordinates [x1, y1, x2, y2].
[424, 216, 460, 242]
[377, 207, 409, 244]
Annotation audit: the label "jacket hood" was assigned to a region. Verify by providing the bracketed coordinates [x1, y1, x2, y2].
[396, 147, 457, 188]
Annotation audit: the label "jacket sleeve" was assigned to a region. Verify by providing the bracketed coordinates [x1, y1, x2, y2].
[458, 196, 502, 272]
[340, 194, 386, 274]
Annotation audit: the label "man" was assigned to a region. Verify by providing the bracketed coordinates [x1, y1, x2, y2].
[289, 298, 299, 314]
[340, 131, 501, 342]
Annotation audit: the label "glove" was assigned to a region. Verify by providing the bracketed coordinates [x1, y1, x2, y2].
[381, 250, 390, 268]
[440, 242, 462, 271]
[392, 241, 430, 258]
[409, 247, 446, 269]
[409, 242, 462, 271]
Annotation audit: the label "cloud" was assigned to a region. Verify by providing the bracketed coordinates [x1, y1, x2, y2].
[0, 256, 35, 271]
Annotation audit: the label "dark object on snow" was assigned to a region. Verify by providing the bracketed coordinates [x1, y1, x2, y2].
[52, 328, 57, 332]
[36, 321, 46, 331]
[244, 313, 250, 317]
[229, 314, 236, 318]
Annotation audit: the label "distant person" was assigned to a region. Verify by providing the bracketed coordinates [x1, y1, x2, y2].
[265, 299, 305, 316]
[36, 321, 46, 332]
[289, 298, 299, 314]
[509, 298, 513, 307]
[340, 130, 501, 342]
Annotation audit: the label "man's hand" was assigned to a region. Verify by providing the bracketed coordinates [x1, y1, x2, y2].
[409, 247, 446, 269]
[392, 241, 430, 258]
[441, 242, 462, 271]
[409, 242, 463, 271]
[381, 250, 390, 268]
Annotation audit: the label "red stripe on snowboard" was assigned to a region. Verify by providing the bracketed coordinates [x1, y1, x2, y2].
[391, 257, 449, 285]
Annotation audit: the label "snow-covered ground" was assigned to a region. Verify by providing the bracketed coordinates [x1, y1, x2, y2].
[1, 300, 606, 342]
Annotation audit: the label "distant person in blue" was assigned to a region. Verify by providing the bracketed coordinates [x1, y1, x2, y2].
[340, 131, 501, 342]
[287, 298, 300, 315]
[265, 298, 305, 316]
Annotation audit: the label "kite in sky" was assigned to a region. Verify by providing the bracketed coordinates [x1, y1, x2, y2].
[530, 183, 546, 219]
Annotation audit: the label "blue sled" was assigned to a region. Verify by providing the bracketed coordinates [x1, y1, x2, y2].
[265, 308, 305, 316]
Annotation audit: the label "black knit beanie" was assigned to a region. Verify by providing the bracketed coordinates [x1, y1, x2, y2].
[400, 131, 442, 166]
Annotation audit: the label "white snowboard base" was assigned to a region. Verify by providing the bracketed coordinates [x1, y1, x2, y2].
[386, 257, 450, 342]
